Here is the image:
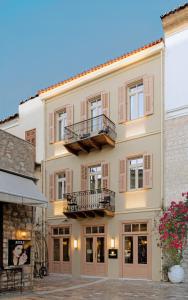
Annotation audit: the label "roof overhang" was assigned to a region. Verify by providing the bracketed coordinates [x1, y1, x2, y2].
[39, 40, 163, 101]
[0, 170, 47, 207]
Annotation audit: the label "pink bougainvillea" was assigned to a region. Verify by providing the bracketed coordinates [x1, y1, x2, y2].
[159, 198, 188, 265]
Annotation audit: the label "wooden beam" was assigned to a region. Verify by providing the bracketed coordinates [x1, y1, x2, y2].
[64, 145, 79, 156]
[104, 135, 115, 147]
[76, 141, 89, 153]
[90, 137, 101, 150]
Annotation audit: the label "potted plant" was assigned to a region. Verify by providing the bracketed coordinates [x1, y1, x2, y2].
[158, 197, 188, 283]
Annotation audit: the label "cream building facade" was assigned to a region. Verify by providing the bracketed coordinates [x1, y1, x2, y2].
[41, 39, 163, 280]
[1, 3, 188, 282]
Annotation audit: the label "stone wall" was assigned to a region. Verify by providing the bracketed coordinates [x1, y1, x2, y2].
[0, 203, 35, 290]
[0, 129, 35, 178]
[164, 115, 188, 206]
[165, 114, 188, 281]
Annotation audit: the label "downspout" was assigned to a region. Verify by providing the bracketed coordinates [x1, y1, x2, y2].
[160, 45, 165, 280]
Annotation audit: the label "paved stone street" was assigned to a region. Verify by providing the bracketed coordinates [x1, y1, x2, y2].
[0, 274, 188, 300]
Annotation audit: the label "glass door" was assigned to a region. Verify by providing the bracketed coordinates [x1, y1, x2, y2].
[86, 237, 93, 263]
[83, 233, 106, 276]
[88, 165, 102, 209]
[122, 222, 150, 279]
[90, 98, 102, 133]
[123, 234, 149, 278]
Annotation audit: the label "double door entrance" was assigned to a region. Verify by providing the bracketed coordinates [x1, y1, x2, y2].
[82, 225, 107, 276]
[122, 222, 151, 279]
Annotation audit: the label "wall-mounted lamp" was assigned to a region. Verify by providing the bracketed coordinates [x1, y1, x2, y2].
[110, 238, 115, 249]
[16, 230, 30, 240]
[74, 239, 78, 249]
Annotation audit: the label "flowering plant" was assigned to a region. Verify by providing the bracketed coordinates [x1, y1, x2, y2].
[159, 197, 188, 267]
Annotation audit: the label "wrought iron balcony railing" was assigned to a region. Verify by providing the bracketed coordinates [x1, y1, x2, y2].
[64, 114, 116, 151]
[63, 188, 115, 218]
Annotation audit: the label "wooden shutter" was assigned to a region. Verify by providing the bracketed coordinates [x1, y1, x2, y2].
[49, 112, 54, 144]
[143, 153, 153, 189]
[118, 85, 127, 123]
[144, 75, 154, 116]
[119, 159, 126, 193]
[80, 100, 88, 121]
[65, 169, 73, 194]
[101, 92, 110, 117]
[81, 165, 88, 190]
[49, 173, 55, 202]
[66, 104, 73, 126]
[102, 162, 110, 189]
[25, 128, 36, 146]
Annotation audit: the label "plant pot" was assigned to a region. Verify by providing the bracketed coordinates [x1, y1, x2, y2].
[168, 265, 184, 283]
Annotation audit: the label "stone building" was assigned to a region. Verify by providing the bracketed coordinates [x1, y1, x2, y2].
[161, 3, 188, 280]
[0, 129, 47, 290]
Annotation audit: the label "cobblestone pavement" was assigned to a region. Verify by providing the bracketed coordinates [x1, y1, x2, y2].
[1, 274, 188, 300]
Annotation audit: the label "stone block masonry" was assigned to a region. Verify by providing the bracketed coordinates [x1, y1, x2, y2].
[165, 115, 188, 206]
[0, 129, 35, 178]
[0, 203, 35, 290]
[165, 114, 188, 282]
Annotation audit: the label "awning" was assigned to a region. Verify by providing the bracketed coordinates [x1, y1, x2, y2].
[0, 171, 47, 207]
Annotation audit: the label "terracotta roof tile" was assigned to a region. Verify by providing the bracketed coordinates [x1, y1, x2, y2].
[38, 38, 163, 95]
[161, 2, 188, 19]
[0, 113, 19, 125]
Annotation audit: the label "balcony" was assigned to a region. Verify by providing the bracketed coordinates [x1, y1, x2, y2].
[63, 188, 115, 219]
[64, 114, 116, 155]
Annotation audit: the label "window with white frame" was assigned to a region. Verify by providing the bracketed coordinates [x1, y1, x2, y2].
[90, 96, 102, 132]
[57, 110, 67, 141]
[57, 172, 66, 200]
[88, 165, 102, 191]
[128, 82, 144, 120]
[128, 157, 143, 190]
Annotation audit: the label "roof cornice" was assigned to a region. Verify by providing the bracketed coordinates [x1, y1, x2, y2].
[39, 39, 163, 101]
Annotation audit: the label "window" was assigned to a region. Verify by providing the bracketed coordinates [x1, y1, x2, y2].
[90, 96, 102, 132]
[52, 227, 70, 236]
[57, 110, 67, 141]
[124, 223, 147, 233]
[85, 226, 105, 234]
[53, 239, 60, 261]
[25, 128, 36, 146]
[63, 238, 70, 261]
[57, 172, 66, 200]
[128, 157, 143, 190]
[128, 82, 144, 120]
[88, 165, 102, 191]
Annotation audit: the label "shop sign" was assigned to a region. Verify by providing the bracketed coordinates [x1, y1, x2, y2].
[108, 249, 118, 259]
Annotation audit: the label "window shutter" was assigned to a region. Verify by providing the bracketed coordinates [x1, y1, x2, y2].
[81, 165, 88, 190]
[119, 159, 126, 193]
[66, 104, 73, 126]
[49, 173, 55, 202]
[118, 85, 127, 123]
[49, 113, 54, 144]
[101, 92, 110, 117]
[65, 169, 73, 194]
[102, 162, 110, 189]
[80, 100, 88, 121]
[144, 76, 154, 116]
[143, 153, 153, 189]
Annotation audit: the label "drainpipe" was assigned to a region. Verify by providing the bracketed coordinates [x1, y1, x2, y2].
[160, 46, 165, 281]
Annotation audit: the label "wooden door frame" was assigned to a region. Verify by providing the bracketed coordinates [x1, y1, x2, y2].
[81, 223, 108, 276]
[119, 219, 152, 279]
[48, 225, 72, 274]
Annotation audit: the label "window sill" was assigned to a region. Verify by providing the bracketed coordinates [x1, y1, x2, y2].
[125, 116, 147, 125]
[126, 188, 147, 193]
[53, 140, 65, 146]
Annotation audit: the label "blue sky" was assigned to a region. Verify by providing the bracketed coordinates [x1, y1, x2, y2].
[0, 0, 186, 119]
